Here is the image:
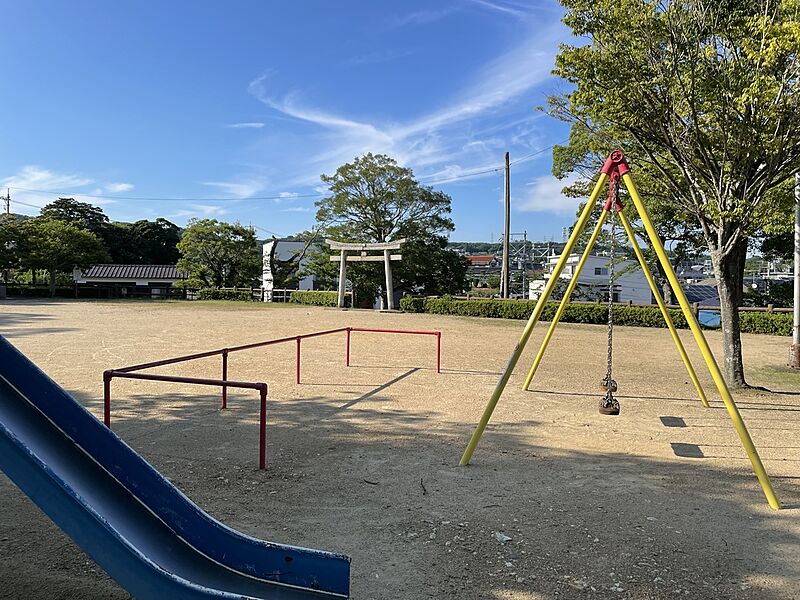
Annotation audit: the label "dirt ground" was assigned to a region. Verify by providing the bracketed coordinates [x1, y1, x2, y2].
[1, 299, 799, 600]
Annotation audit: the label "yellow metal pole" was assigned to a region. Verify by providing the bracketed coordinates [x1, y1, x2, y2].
[522, 209, 609, 390]
[617, 210, 709, 407]
[622, 172, 781, 509]
[460, 173, 609, 466]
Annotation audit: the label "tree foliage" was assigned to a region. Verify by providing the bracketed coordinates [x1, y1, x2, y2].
[176, 219, 260, 288]
[41, 198, 109, 237]
[21, 218, 110, 295]
[550, 0, 800, 386]
[311, 153, 468, 303]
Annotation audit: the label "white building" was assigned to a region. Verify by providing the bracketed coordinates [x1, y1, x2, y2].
[262, 240, 317, 301]
[529, 254, 654, 304]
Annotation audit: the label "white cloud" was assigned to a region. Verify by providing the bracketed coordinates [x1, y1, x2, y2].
[275, 191, 301, 203]
[170, 204, 228, 219]
[468, 0, 527, 18]
[1, 165, 96, 213]
[227, 122, 265, 129]
[517, 174, 580, 215]
[391, 8, 457, 27]
[104, 182, 134, 193]
[280, 206, 310, 213]
[246, 25, 562, 188]
[2, 165, 92, 194]
[201, 177, 268, 199]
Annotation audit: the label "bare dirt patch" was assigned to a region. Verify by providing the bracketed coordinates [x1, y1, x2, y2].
[1, 299, 799, 599]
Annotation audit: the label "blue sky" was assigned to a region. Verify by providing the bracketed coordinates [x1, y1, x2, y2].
[0, 1, 578, 241]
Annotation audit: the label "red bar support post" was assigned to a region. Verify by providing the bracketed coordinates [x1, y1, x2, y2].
[436, 332, 441, 374]
[345, 327, 351, 367]
[221, 349, 228, 409]
[259, 386, 267, 470]
[295, 336, 301, 384]
[103, 371, 112, 428]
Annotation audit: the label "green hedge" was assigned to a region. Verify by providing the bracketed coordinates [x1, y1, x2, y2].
[289, 290, 342, 307]
[197, 288, 253, 301]
[740, 311, 792, 336]
[400, 296, 788, 336]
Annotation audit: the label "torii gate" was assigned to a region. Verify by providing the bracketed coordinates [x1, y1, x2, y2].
[327, 239, 405, 309]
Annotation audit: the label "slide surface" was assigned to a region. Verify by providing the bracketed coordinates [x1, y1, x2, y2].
[0, 335, 350, 599]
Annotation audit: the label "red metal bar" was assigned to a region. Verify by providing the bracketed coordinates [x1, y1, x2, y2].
[103, 371, 112, 428]
[348, 327, 439, 336]
[227, 327, 349, 353]
[295, 337, 301, 384]
[345, 327, 351, 367]
[104, 371, 268, 468]
[346, 327, 441, 373]
[436, 332, 441, 374]
[115, 348, 224, 373]
[259, 387, 267, 470]
[107, 370, 267, 390]
[221, 349, 228, 409]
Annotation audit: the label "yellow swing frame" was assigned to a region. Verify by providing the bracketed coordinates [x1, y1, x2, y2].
[459, 150, 781, 510]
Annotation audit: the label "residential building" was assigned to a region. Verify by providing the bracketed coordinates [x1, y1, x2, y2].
[529, 254, 654, 304]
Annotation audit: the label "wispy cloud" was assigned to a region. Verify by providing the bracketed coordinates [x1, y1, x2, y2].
[170, 204, 228, 219]
[517, 174, 579, 215]
[468, 0, 528, 18]
[391, 7, 457, 27]
[2, 165, 92, 194]
[1, 165, 99, 213]
[280, 206, 311, 213]
[246, 25, 561, 187]
[104, 182, 134, 193]
[201, 177, 268, 199]
[277, 192, 299, 202]
[227, 122, 265, 129]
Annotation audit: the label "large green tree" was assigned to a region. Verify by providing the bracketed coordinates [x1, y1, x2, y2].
[176, 219, 260, 288]
[22, 218, 110, 296]
[312, 153, 468, 304]
[550, 0, 800, 387]
[0, 216, 25, 281]
[41, 197, 109, 237]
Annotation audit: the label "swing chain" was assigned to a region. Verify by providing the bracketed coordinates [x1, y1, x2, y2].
[600, 176, 621, 415]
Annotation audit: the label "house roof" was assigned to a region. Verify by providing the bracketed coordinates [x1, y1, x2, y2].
[466, 255, 496, 266]
[82, 264, 184, 280]
[683, 284, 720, 306]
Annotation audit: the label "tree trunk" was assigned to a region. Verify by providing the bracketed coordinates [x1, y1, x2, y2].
[48, 269, 56, 297]
[709, 236, 748, 387]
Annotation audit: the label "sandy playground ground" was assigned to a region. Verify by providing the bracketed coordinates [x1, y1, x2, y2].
[0, 299, 799, 599]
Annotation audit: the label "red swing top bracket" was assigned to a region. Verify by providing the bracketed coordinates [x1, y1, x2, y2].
[600, 150, 629, 212]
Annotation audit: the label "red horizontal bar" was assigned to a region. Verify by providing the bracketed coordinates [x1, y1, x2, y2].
[116, 348, 225, 373]
[226, 327, 349, 352]
[107, 370, 267, 392]
[349, 327, 440, 336]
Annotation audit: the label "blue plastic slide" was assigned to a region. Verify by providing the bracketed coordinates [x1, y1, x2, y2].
[0, 335, 350, 599]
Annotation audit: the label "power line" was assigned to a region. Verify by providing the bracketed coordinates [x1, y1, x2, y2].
[8, 186, 321, 202]
[6, 140, 566, 204]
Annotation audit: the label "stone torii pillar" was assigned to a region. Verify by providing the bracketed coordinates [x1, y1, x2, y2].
[326, 239, 406, 309]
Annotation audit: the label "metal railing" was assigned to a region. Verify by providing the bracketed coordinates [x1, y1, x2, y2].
[102, 326, 441, 469]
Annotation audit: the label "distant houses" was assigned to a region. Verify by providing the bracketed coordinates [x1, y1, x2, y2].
[529, 254, 654, 304]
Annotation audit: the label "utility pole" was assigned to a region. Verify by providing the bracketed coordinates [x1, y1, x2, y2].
[791, 173, 800, 368]
[3, 189, 9, 216]
[501, 152, 510, 298]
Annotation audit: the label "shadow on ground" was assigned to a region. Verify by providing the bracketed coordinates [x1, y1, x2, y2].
[3, 372, 800, 600]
